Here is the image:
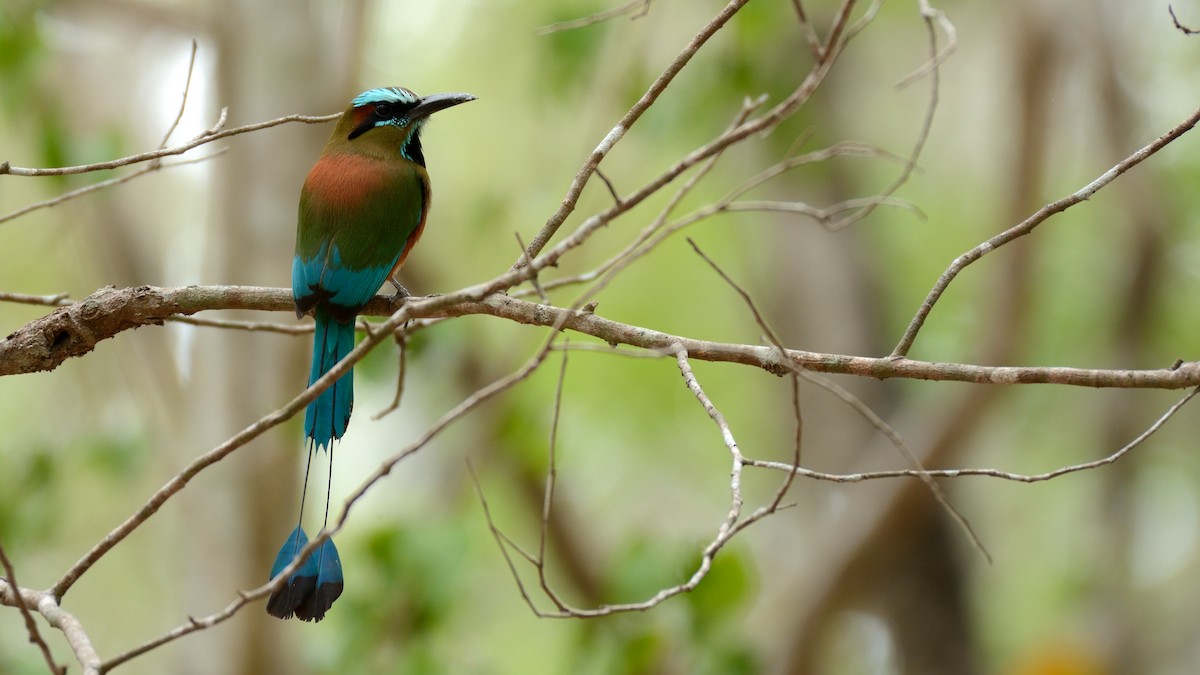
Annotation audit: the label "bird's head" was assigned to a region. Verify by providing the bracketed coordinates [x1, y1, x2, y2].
[332, 86, 476, 165]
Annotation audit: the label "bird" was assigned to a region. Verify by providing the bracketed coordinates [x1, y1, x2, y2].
[266, 86, 475, 621]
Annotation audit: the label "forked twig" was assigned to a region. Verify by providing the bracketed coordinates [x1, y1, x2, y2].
[686, 237, 990, 561]
[0, 543, 64, 674]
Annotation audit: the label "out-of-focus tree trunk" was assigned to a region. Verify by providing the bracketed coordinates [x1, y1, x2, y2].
[774, 3, 1063, 672]
[1089, 2, 1164, 672]
[181, 2, 363, 673]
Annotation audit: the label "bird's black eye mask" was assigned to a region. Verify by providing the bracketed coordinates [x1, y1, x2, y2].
[347, 101, 416, 140]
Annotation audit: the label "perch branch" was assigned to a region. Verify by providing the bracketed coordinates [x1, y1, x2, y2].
[5, 285, 1200, 391]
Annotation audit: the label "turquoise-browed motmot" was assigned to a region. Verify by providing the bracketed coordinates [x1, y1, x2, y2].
[266, 86, 475, 621]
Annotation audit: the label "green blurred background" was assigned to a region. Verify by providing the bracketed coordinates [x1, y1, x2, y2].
[3, 1, 1200, 673]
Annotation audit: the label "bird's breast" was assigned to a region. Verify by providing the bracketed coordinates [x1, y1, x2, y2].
[303, 152, 411, 211]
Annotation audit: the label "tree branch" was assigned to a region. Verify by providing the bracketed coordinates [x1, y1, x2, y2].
[4, 284, 1199, 389]
[0, 110, 337, 178]
[0, 543, 64, 674]
[747, 385, 1200, 484]
[515, 0, 753, 268]
[0, 579, 98, 675]
[892, 103, 1200, 357]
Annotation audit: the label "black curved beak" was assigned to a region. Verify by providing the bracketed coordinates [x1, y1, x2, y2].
[409, 92, 476, 121]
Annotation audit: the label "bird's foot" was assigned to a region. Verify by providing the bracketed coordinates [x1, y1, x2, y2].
[388, 280, 410, 307]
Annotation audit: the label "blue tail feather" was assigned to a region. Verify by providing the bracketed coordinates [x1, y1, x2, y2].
[266, 526, 344, 622]
[295, 537, 344, 622]
[304, 308, 356, 452]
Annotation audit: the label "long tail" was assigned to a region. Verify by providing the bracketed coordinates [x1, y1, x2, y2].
[266, 306, 352, 622]
[305, 307, 356, 452]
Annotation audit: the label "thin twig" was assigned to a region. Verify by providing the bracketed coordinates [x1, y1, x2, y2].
[1169, 5, 1199, 35]
[469, 461, 546, 613]
[895, 0, 957, 90]
[770, 371, 804, 513]
[686, 237, 990, 561]
[594, 168, 622, 207]
[790, 0, 826, 62]
[892, 103, 1200, 357]
[158, 40, 198, 150]
[826, 1, 948, 231]
[535, 0, 653, 34]
[515, 231, 549, 305]
[723, 195, 923, 226]
[1, 110, 338, 177]
[0, 152, 225, 226]
[371, 330, 409, 419]
[749, 386, 1199, 484]
[169, 312, 311, 334]
[0, 582, 98, 674]
[673, 344, 746, 521]
[0, 291, 70, 306]
[515, 0, 753, 269]
[535, 344, 571, 611]
[513, 95, 764, 299]
[0, 543, 65, 674]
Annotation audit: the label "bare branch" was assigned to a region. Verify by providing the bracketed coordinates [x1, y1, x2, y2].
[371, 329, 410, 420]
[0, 543, 64, 674]
[723, 196, 923, 227]
[515, 0, 752, 268]
[892, 103, 1200, 358]
[6, 284, 1200, 391]
[0, 110, 337, 177]
[593, 167, 622, 207]
[535, 0, 653, 35]
[1170, 4, 1200, 35]
[673, 344, 746, 517]
[158, 39, 198, 150]
[0, 581, 99, 675]
[748, 386, 1200, 484]
[895, 0, 958, 90]
[535, 346, 572, 611]
[0, 291, 71, 306]
[514, 95, 765, 300]
[0, 152, 225, 226]
[826, 1, 949, 231]
[789, 0, 826, 62]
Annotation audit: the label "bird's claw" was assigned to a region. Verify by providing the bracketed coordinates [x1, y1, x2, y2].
[388, 279, 411, 305]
